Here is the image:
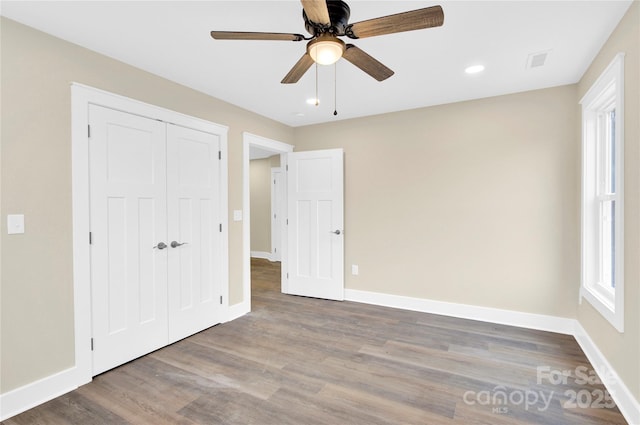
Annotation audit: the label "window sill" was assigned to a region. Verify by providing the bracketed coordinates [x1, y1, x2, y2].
[581, 286, 624, 332]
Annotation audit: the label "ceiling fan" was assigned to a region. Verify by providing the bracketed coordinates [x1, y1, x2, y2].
[210, 0, 444, 84]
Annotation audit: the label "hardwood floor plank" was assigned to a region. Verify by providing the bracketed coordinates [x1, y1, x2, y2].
[317, 382, 454, 424]
[151, 341, 282, 401]
[77, 357, 202, 424]
[359, 341, 531, 389]
[317, 355, 457, 418]
[18, 392, 128, 425]
[178, 391, 276, 425]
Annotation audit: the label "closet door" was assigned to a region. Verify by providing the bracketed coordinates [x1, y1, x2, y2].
[166, 124, 222, 342]
[89, 105, 169, 375]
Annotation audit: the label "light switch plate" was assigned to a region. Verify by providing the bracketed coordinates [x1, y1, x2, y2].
[7, 214, 25, 234]
[233, 210, 243, 222]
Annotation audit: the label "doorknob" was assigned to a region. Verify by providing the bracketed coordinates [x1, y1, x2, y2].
[153, 242, 168, 250]
[171, 241, 188, 248]
[331, 230, 341, 235]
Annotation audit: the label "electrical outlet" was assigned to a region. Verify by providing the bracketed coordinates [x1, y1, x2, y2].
[351, 264, 359, 276]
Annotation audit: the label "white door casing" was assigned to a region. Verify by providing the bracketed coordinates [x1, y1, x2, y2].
[242, 133, 294, 312]
[89, 105, 169, 375]
[167, 124, 222, 342]
[72, 83, 228, 387]
[286, 149, 344, 301]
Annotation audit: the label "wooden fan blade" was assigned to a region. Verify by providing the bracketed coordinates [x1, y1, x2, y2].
[301, 0, 330, 25]
[281, 53, 315, 84]
[343, 44, 394, 81]
[210, 31, 305, 41]
[348, 5, 444, 39]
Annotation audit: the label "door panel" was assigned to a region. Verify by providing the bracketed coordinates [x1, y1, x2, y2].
[167, 124, 221, 342]
[286, 149, 344, 300]
[89, 105, 168, 375]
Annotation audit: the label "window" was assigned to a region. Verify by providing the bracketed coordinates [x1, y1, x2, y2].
[580, 53, 624, 332]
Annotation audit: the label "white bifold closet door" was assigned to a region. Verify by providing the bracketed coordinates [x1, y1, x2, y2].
[89, 105, 222, 375]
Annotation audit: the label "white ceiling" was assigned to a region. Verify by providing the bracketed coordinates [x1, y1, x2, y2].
[1, 0, 632, 127]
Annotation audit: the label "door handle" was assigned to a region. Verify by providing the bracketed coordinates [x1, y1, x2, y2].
[330, 230, 341, 235]
[171, 241, 188, 248]
[153, 242, 168, 250]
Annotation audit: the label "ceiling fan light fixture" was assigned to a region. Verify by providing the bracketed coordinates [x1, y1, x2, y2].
[308, 35, 345, 65]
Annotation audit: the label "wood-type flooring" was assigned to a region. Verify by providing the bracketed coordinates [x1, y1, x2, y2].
[3, 258, 628, 424]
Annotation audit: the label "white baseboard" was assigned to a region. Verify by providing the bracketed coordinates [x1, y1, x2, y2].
[250, 251, 272, 261]
[345, 288, 639, 425]
[0, 367, 78, 421]
[344, 288, 575, 334]
[573, 322, 640, 425]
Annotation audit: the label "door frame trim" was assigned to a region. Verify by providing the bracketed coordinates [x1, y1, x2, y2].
[242, 133, 294, 312]
[71, 83, 229, 385]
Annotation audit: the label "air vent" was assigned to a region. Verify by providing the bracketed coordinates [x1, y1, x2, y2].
[526, 50, 551, 69]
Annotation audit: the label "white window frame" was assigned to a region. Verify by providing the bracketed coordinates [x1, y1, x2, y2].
[580, 53, 625, 332]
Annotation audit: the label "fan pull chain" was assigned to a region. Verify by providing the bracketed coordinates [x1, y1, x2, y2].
[315, 62, 319, 106]
[333, 63, 338, 116]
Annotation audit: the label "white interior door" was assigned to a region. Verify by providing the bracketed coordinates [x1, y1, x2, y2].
[286, 149, 344, 300]
[167, 124, 222, 342]
[271, 167, 283, 262]
[89, 105, 169, 375]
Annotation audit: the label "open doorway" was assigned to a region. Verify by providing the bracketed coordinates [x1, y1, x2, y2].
[242, 133, 294, 312]
[249, 154, 281, 261]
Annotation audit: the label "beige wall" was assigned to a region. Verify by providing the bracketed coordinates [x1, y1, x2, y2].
[576, 1, 640, 402]
[250, 158, 272, 253]
[294, 85, 580, 318]
[0, 18, 294, 392]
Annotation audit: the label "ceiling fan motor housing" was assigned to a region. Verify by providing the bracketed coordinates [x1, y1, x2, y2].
[303, 0, 351, 36]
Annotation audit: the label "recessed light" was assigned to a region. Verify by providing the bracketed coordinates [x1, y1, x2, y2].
[306, 98, 320, 106]
[465, 64, 485, 74]
[294, 112, 305, 117]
